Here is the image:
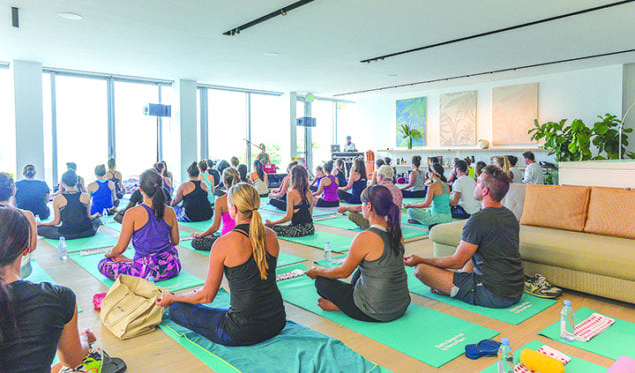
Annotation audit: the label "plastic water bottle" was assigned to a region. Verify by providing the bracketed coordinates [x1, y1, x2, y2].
[102, 208, 109, 224]
[58, 236, 68, 261]
[497, 337, 514, 373]
[147, 275, 155, 284]
[324, 241, 332, 264]
[560, 300, 576, 342]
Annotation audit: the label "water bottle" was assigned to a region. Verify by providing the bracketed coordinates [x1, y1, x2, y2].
[497, 337, 514, 373]
[58, 236, 68, 261]
[324, 241, 332, 264]
[560, 300, 576, 342]
[147, 275, 155, 284]
[102, 208, 109, 224]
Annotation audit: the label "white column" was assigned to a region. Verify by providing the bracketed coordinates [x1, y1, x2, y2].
[623, 63, 635, 156]
[289, 91, 297, 159]
[11, 60, 44, 179]
[175, 79, 197, 183]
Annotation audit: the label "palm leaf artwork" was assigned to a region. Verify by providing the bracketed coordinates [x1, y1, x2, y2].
[396, 97, 426, 148]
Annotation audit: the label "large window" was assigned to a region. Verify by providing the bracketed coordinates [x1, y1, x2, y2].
[312, 100, 335, 166]
[250, 94, 289, 168]
[160, 85, 179, 184]
[336, 102, 359, 150]
[0, 67, 16, 177]
[207, 89, 247, 164]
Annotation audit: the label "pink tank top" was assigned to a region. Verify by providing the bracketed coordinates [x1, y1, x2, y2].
[221, 211, 236, 235]
[322, 175, 339, 202]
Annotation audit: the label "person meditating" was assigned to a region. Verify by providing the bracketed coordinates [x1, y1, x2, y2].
[400, 155, 426, 198]
[250, 160, 269, 197]
[265, 165, 315, 237]
[198, 160, 216, 207]
[305, 185, 410, 322]
[87, 164, 116, 215]
[190, 168, 240, 251]
[333, 159, 348, 188]
[99, 169, 181, 281]
[449, 160, 480, 219]
[105, 158, 125, 202]
[15, 164, 51, 220]
[157, 183, 286, 346]
[37, 170, 101, 240]
[337, 158, 368, 204]
[405, 165, 524, 308]
[309, 165, 325, 192]
[404, 163, 453, 227]
[269, 161, 297, 211]
[312, 160, 339, 207]
[171, 162, 213, 222]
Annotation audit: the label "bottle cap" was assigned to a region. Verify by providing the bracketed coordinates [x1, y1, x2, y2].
[501, 337, 510, 345]
[564, 300, 571, 306]
[325, 241, 330, 244]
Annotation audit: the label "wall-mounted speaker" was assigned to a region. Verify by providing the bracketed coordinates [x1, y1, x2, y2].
[143, 103, 171, 117]
[296, 117, 316, 127]
[11, 7, 19, 28]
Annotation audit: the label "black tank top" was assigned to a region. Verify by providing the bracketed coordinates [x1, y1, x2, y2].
[223, 224, 286, 343]
[291, 197, 313, 225]
[59, 192, 92, 235]
[182, 180, 213, 221]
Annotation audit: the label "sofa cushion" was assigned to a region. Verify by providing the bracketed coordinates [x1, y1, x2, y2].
[584, 186, 635, 239]
[502, 183, 526, 221]
[520, 185, 590, 232]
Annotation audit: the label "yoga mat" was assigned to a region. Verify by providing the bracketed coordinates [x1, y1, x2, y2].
[68, 249, 204, 291]
[278, 231, 351, 253]
[402, 197, 428, 204]
[179, 220, 214, 231]
[538, 306, 635, 360]
[480, 340, 606, 373]
[261, 203, 336, 218]
[159, 288, 386, 373]
[405, 267, 557, 325]
[276, 264, 498, 368]
[26, 260, 83, 313]
[314, 254, 347, 268]
[104, 221, 191, 238]
[177, 240, 305, 267]
[43, 232, 118, 253]
[315, 216, 429, 239]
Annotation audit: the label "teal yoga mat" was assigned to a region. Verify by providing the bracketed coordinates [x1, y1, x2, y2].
[179, 220, 214, 231]
[480, 340, 606, 372]
[405, 267, 557, 325]
[43, 232, 118, 253]
[68, 249, 204, 291]
[177, 240, 305, 267]
[159, 288, 386, 373]
[315, 217, 429, 239]
[314, 254, 347, 268]
[278, 231, 351, 253]
[538, 306, 635, 360]
[276, 264, 498, 368]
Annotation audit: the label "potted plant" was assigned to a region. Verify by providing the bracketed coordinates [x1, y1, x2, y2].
[399, 124, 422, 150]
[528, 118, 593, 162]
[591, 113, 635, 159]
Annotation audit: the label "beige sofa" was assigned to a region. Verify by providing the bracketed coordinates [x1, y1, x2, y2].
[429, 183, 635, 304]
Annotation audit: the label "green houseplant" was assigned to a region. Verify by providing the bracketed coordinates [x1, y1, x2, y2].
[591, 113, 635, 159]
[399, 124, 422, 150]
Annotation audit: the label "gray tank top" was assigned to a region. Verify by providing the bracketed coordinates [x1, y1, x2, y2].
[353, 226, 411, 321]
[410, 169, 425, 191]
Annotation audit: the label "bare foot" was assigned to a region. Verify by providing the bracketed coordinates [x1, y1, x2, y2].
[317, 298, 341, 311]
[430, 287, 449, 296]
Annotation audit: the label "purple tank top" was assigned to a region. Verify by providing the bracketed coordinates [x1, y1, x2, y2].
[221, 212, 236, 235]
[132, 204, 175, 260]
[322, 175, 338, 202]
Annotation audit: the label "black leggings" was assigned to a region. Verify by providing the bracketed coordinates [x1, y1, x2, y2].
[269, 195, 287, 211]
[401, 189, 426, 198]
[451, 205, 471, 219]
[314, 271, 379, 322]
[37, 218, 101, 240]
[315, 199, 339, 208]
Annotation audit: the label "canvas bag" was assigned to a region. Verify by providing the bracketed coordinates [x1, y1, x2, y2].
[100, 275, 171, 340]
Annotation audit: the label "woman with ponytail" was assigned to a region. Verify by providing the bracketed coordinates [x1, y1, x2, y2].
[0, 206, 107, 372]
[404, 163, 453, 227]
[190, 168, 240, 251]
[265, 165, 315, 237]
[171, 162, 213, 222]
[158, 182, 286, 346]
[98, 169, 182, 281]
[306, 185, 410, 322]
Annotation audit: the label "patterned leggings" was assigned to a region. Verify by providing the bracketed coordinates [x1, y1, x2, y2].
[269, 222, 315, 237]
[191, 234, 220, 251]
[98, 249, 181, 281]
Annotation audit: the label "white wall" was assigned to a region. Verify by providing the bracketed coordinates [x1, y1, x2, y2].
[623, 63, 635, 156]
[355, 65, 625, 162]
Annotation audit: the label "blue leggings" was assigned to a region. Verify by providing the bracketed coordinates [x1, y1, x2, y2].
[168, 303, 238, 346]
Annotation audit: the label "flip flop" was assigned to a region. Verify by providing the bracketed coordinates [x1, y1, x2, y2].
[102, 351, 127, 373]
[465, 339, 501, 360]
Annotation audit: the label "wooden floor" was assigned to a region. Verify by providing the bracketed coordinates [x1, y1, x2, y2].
[33, 222, 634, 372]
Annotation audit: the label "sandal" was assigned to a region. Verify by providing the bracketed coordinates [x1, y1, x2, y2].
[102, 351, 127, 373]
[464, 339, 501, 360]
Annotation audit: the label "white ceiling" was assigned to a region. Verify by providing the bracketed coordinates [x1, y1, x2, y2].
[2, 0, 635, 98]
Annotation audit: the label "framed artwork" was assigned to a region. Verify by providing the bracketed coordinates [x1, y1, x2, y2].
[396, 96, 426, 147]
[439, 90, 477, 146]
[492, 83, 538, 144]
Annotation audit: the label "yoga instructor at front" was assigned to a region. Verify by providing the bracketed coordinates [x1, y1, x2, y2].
[405, 165, 524, 308]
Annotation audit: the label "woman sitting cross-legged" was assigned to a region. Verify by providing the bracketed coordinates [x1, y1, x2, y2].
[105, 158, 126, 202]
[15, 164, 51, 220]
[268, 161, 297, 211]
[400, 155, 427, 198]
[87, 164, 116, 216]
[312, 160, 339, 208]
[190, 168, 240, 251]
[198, 160, 216, 208]
[308, 165, 325, 192]
[0, 207, 107, 372]
[265, 165, 315, 237]
[98, 169, 181, 281]
[337, 158, 368, 205]
[157, 183, 287, 346]
[250, 160, 269, 197]
[404, 163, 453, 227]
[37, 170, 101, 240]
[171, 162, 213, 222]
[305, 185, 411, 322]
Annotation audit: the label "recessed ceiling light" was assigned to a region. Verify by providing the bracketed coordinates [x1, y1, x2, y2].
[264, 52, 280, 57]
[59, 12, 82, 20]
[388, 73, 398, 77]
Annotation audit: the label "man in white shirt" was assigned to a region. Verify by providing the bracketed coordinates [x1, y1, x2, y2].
[522, 151, 544, 185]
[449, 160, 481, 219]
[343, 136, 357, 152]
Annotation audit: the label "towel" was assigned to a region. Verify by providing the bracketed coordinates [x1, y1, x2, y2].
[276, 269, 305, 281]
[514, 345, 569, 373]
[575, 312, 615, 342]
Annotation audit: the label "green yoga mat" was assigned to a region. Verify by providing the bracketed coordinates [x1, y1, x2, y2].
[480, 340, 606, 373]
[538, 306, 635, 360]
[315, 217, 429, 239]
[314, 254, 347, 268]
[26, 260, 83, 313]
[179, 220, 215, 231]
[405, 267, 557, 325]
[159, 288, 386, 373]
[276, 264, 498, 368]
[68, 248, 204, 291]
[177, 240, 305, 267]
[43, 232, 118, 253]
[278, 231, 351, 253]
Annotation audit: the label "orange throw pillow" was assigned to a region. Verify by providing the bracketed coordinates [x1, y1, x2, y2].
[520, 185, 590, 231]
[584, 186, 635, 239]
